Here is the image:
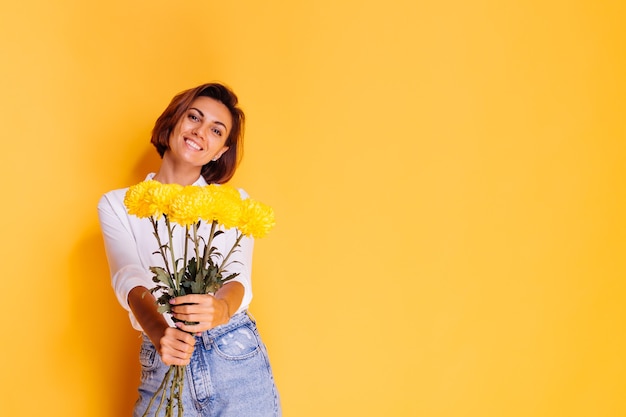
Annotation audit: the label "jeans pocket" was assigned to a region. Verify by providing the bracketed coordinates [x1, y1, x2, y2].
[213, 324, 261, 360]
[139, 339, 160, 374]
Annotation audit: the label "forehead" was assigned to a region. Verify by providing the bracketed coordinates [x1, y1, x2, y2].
[188, 96, 232, 129]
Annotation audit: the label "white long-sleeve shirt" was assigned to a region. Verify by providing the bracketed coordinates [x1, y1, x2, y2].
[97, 173, 254, 331]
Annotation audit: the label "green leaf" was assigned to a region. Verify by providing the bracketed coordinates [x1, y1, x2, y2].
[150, 266, 174, 287]
[221, 272, 240, 285]
[157, 304, 171, 314]
[186, 257, 198, 280]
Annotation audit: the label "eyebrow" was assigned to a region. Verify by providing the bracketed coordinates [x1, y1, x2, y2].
[189, 107, 228, 130]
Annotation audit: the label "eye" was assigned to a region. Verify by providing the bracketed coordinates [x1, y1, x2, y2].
[188, 114, 200, 122]
[212, 127, 223, 137]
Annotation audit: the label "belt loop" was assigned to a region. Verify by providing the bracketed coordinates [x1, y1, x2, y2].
[201, 331, 212, 350]
[245, 310, 256, 324]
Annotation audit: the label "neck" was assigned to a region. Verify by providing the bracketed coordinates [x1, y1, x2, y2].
[153, 155, 202, 186]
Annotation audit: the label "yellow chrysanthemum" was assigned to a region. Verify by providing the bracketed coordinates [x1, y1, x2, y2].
[124, 180, 161, 218]
[238, 198, 276, 238]
[199, 185, 243, 229]
[147, 183, 184, 218]
[123, 181, 184, 219]
[125, 182, 275, 238]
[168, 185, 205, 226]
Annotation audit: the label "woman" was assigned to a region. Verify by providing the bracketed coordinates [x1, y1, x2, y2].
[98, 83, 281, 417]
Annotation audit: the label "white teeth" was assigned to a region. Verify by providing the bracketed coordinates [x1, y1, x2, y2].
[185, 139, 202, 151]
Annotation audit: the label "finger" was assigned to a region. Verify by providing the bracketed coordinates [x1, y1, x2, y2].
[161, 343, 194, 360]
[159, 344, 193, 366]
[172, 310, 215, 323]
[171, 293, 215, 305]
[161, 352, 192, 366]
[175, 320, 212, 334]
[161, 329, 196, 355]
[164, 327, 197, 344]
[171, 303, 215, 316]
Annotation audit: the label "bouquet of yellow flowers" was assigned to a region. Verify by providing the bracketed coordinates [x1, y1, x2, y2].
[123, 180, 275, 417]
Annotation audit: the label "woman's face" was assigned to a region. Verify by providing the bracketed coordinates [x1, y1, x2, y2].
[167, 96, 233, 168]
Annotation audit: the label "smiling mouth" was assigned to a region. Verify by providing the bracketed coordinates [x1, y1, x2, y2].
[185, 138, 203, 151]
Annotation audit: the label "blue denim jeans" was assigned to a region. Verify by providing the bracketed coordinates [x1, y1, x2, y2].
[133, 311, 281, 417]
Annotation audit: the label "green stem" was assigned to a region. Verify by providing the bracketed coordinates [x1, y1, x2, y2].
[177, 366, 185, 417]
[151, 217, 172, 276]
[217, 232, 245, 276]
[193, 223, 201, 277]
[202, 221, 218, 268]
[183, 224, 190, 286]
[168, 367, 176, 417]
[141, 365, 173, 417]
[165, 216, 179, 294]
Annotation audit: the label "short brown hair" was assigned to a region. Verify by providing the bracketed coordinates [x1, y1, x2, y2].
[151, 83, 245, 184]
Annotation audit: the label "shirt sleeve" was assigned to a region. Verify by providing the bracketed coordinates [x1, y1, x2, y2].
[222, 228, 254, 315]
[97, 191, 153, 313]
[224, 187, 254, 314]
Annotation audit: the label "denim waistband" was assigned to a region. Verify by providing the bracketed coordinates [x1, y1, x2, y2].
[200, 310, 254, 349]
[141, 310, 254, 343]
[206, 310, 253, 337]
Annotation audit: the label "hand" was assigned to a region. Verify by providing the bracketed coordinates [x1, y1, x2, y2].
[170, 294, 231, 335]
[158, 327, 196, 366]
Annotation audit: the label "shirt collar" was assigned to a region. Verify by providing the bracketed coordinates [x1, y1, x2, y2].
[145, 173, 208, 186]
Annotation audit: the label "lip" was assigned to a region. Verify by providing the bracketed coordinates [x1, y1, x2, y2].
[184, 136, 203, 151]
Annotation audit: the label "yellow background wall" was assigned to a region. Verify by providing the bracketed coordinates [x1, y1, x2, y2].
[1, 1, 624, 416]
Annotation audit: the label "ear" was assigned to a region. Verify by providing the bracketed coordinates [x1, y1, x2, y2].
[212, 146, 229, 161]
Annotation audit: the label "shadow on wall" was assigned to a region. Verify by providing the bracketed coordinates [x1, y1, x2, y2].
[89, 144, 162, 413]
[68, 232, 141, 416]
[65, 144, 201, 414]
[132, 144, 162, 182]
